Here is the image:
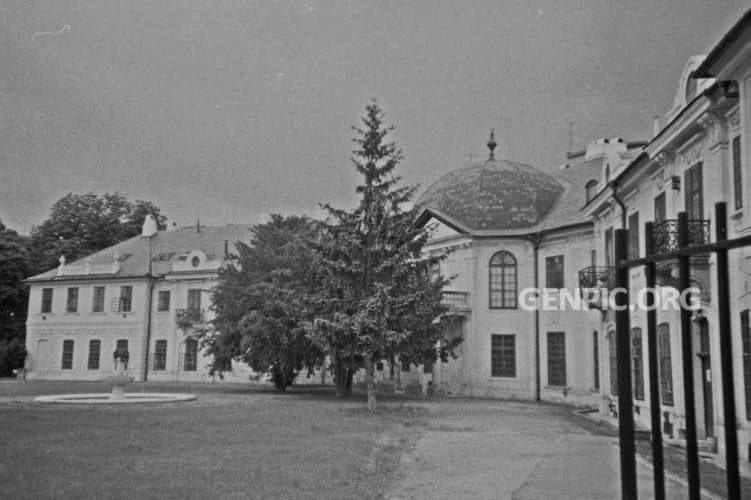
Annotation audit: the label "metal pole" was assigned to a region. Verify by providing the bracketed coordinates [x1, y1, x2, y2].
[615, 228, 637, 499]
[644, 221, 665, 500]
[714, 202, 741, 499]
[678, 211, 700, 499]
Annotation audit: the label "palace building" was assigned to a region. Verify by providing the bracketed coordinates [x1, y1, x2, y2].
[23, 219, 255, 382]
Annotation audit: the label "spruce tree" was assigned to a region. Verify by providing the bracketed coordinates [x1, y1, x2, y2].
[310, 100, 461, 409]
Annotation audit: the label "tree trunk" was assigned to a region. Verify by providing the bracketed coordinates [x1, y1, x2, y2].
[364, 356, 376, 412]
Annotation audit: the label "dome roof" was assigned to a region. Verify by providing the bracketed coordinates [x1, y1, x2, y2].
[416, 158, 565, 231]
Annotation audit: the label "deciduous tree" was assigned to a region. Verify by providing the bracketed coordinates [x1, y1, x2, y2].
[29, 193, 166, 273]
[206, 214, 324, 391]
[0, 219, 30, 376]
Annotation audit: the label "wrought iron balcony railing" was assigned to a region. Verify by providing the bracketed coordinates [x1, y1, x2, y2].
[441, 291, 471, 310]
[175, 308, 204, 326]
[578, 266, 614, 290]
[651, 219, 710, 254]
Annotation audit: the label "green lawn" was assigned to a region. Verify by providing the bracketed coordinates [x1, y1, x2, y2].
[0, 381, 425, 500]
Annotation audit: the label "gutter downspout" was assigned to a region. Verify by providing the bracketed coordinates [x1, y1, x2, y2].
[608, 180, 627, 229]
[530, 233, 542, 401]
[143, 236, 155, 382]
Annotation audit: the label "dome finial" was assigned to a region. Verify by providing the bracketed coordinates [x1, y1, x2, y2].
[487, 129, 497, 160]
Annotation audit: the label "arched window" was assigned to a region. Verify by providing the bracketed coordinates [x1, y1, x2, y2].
[182, 338, 198, 371]
[658, 323, 673, 406]
[585, 180, 598, 203]
[605, 165, 611, 183]
[489, 251, 517, 309]
[631, 328, 644, 401]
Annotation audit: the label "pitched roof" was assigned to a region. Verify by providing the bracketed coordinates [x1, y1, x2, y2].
[536, 158, 602, 231]
[27, 224, 254, 282]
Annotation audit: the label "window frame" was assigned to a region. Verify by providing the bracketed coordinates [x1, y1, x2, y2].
[547, 331, 567, 387]
[545, 255, 564, 289]
[92, 286, 105, 313]
[41, 288, 53, 314]
[593, 330, 600, 391]
[684, 162, 703, 220]
[733, 135, 743, 211]
[491, 334, 516, 378]
[119, 285, 133, 313]
[61, 339, 74, 370]
[182, 338, 198, 371]
[631, 328, 644, 401]
[87, 339, 101, 370]
[658, 323, 674, 406]
[489, 251, 517, 309]
[157, 290, 171, 312]
[66, 287, 79, 313]
[742, 310, 751, 420]
[628, 212, 640, 260]
[153, 340, 167, 371]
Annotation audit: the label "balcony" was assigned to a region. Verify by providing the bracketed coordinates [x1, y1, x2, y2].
[441, 291, 471, 314]
[578, 266, 614, 290]
[651, 219, 710, 254]
[578, 266, 614, 311]
[175, 308, 204, 328]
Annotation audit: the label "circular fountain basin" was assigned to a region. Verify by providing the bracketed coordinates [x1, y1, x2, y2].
[34, 393, 196, 404]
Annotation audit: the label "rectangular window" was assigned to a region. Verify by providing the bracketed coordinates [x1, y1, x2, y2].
[157, 290, 170, 312]
[547, 332, 566, 387]
[66, 287, 79, 313]
[658, 323, 674, 406]
[491, 334, 516, 377]
[153, 340, 167, 371]
[41, 288, 53, 313]
[631, 328, 644, 401]
[684, 163, 703, 220]
[92, 286, 105, 313]
[609, 333, 618, 395]
[88, 340, 101, 370]
[604, 227, 614, 268]
[733, 136, 743, 211]
[654, 192, 666, 224]
[545, 255, 564, 289]
[119, 286, 133, 312]
[591, 250, 597, 268]
[61, 340, 74, 369]
[628, 212, 639, 259]
[187, 289, 202, 310]
[742, 310, 751, 420]
[593, 331, 600, 391]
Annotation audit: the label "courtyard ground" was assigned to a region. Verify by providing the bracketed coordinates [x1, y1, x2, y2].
[0, 380, 745, 499]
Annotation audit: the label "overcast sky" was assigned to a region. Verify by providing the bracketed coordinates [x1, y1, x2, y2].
[0, 1, 747, 233]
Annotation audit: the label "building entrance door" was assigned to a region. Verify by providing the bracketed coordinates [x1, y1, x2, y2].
[697, 319, 714, 438]
[36, 339, 49, 373]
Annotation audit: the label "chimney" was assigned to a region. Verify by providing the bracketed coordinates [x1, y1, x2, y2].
[141, 215, 158, 237]
[224, 240, 229, 259]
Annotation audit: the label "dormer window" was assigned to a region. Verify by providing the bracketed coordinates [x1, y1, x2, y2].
[585, 180, 598, 203]
[191, 256, 200, 267]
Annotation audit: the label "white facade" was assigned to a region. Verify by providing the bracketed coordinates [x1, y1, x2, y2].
[24, 225, 255, 383]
